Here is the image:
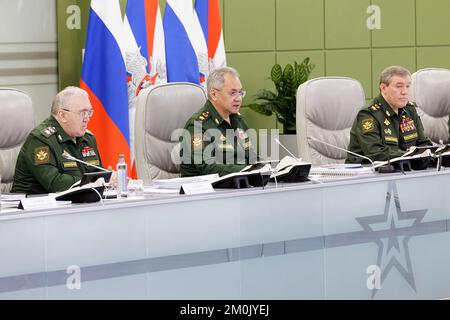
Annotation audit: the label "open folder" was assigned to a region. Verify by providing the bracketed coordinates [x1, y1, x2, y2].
[270, 156, 311, 182]
[55, 178, 106, 203]
[211, 163, 272, 189]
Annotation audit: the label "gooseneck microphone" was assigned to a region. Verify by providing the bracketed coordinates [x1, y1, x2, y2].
[62, 151, 111, 173]
[307, 136, 376, 173]
[273, 138, 301, 161]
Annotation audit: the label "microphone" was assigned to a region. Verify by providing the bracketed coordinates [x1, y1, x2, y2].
[307, 136, 376, 173]
[378, 148, 395, 174]
[62, 151, 111, 173]
[273, 138, 301, 161]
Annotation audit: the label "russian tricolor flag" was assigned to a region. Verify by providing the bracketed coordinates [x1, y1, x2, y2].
[195, 0, 227, 71]
[125, 0, 166, 88]
[81, 0, 131, 174]
[163, 0, 208, 86]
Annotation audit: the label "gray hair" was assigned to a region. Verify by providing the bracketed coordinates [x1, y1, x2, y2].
[51, 86, 89, 115]
[379, 66, 411, 86]
[207, 66, 240, 98]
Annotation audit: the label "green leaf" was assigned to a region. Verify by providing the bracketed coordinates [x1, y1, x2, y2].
[247, 59, 314, 134]
[271, 64, 283, 86]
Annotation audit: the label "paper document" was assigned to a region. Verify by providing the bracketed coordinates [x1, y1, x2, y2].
[151, 173, 219, 189]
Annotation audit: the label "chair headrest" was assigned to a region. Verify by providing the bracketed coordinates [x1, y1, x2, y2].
[412, 68, 450, 118]
[0, 88, 34, 148]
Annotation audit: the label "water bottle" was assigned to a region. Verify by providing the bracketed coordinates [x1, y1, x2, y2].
[116, 154, 128, 199]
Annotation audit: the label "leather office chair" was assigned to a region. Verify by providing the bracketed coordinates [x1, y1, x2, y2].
[0, 88, 35, 192]
[410, 68, 450, 144]
[296, 77, 365, 165]
[134, 82, 207, 184]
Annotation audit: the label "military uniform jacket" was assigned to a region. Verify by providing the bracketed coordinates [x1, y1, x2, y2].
[11, 116, 103, 194]
[346, 94, 431, 163]
[180, 100, 257, 177]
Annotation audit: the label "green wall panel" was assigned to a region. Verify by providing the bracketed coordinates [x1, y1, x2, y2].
[417, 47, 450, 70]
[325, 0, 370, 49]
[276, 50, 325, 80]
[371, 0, 415, 48]
[224, 0, 276, 52]
[276, 0, 324, 50]
[326, 49, 371, 98]
[57, 0, 450, 131]
[227, 52, 277, 130]
[371, 48, 416, 99]
[417, 0, 450, 46]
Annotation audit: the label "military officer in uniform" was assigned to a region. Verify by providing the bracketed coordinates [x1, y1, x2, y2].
[180, 67, 257, 177]
[346, 66, 431, 164]
[11, 86, 104, 194]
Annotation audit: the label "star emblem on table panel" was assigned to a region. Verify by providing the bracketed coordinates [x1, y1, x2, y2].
[355, 181, 427, 298]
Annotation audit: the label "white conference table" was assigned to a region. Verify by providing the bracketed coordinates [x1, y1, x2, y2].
[0, 168, 450, 299]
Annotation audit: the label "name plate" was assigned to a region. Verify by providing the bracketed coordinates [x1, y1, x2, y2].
[19, 196, 58, 210]
[179, 182, 215, 195]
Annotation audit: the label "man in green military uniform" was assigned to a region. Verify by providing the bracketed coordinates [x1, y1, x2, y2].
[346, 66, 431, 164]
[11, 86, 104, 194]
[180, 67, 257, 177]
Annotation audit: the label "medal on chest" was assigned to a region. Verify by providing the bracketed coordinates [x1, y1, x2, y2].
[400, 116, 416, 133]
[81, 146, 96, 157]
[236, 129, 247, 140]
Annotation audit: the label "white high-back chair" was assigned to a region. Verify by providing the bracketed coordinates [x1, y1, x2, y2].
[0, 88, 35, 192]
[296, 77, 365, 165]
[134, 82, 207, 184]
[411, 68, 450, 144]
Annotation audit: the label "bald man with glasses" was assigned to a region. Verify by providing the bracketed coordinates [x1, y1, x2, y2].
[11, 86, 104, 194]
[180, 67, 258, 177]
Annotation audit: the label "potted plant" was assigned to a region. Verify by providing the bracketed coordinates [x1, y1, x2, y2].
[244, 57, 315, 134]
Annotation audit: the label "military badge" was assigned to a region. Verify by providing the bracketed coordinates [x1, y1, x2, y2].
[237, 129, 247, 140]
[87, 160, 100, 166]
[215, 118, 220, 125]
[404, 132, 418, 141]
[34, 146, 50, 164]
[361, 119, 375, 133]
[400, 118, 416, 133]
[384, 119, 390, 126]
[63, 161, 77, 168]
[192, 134, 203, 148]
[81, 146, 96, 157]
[384, 128, 392, 135]
[385, 136, 398, 143]
[385, 111, 391, 117]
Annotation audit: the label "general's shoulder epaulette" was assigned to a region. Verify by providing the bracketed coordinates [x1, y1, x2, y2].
[41, 126, 56, 138]
[370, 103, 381, 112]
[196, 111, 210, 122]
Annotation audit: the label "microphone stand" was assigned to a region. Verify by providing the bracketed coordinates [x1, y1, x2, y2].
[62, 151, 111, 173]
[307, 136, 376, 173]
[377, 149, 395, 174]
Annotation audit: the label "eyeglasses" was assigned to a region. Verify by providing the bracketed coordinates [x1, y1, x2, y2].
[215, 89, 246, 98]
[61, 108, 94, 118]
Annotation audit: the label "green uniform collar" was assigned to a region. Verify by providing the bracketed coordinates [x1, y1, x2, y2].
[206, 100, 241, 127]
[46, 116, 89, 144]
[376, 94, 400, 118]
